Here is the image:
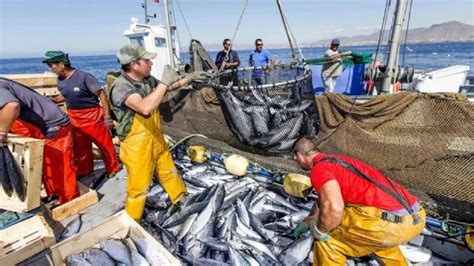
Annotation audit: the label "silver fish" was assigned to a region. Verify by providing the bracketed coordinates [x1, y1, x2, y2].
[123, 238, 150, 266]
[100, 239, 132, 265]
[81, 248, 115, 266]
[278, 234, 314, 266]
[60, 214, 82, 241]
[66, 254, 91, 266]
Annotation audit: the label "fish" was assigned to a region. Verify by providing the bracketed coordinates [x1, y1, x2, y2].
[81, 248, 115, 266]
[60, 214, 82, 241]
[2, 147, 26, 200]
[0, 147, 13, 197]
[178, 254, 230, 266]
[134, 238, 173, 265]
[162, 200, 209, 228]
[66, 254, 91, 266]
[123, 238, 150, 266]
[100, 238, 132, 264]
[139, 153, 322, 265]
[278, 234, 314, 266]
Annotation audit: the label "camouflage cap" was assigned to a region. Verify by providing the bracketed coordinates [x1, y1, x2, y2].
[42, 51, 70, 64]
[116, 44, 157, 65]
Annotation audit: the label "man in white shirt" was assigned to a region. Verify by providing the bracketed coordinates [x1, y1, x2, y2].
[321, 39, 352, 93]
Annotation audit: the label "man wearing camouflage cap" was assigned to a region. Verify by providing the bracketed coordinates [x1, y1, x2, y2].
[108, 44, 207, 222]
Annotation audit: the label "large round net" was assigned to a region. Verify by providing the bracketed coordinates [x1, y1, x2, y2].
[209, 65, 318, 154]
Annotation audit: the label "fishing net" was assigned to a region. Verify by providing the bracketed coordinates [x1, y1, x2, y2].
[306, 52, 373, 67]
[209, 65, 318, 154]
[314, 92, 474, 222]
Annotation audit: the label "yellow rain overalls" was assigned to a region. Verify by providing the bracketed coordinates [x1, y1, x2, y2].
[108, 72, 186, 222]
[313, 204, 426, 265]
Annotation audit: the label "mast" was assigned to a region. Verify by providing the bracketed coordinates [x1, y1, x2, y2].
[142, 0, 157, 24]
[381, 0, 408, 94]
[163, 0, 175, 68]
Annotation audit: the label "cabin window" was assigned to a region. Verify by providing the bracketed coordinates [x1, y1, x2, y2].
[155, 37, 166, 47]
[129, 37, 144, 47]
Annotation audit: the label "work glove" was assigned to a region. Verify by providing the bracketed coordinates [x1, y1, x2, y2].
[160, 65, 180, 87]
[0, 132, 7, 147]
[104, 116, 114, 130]
[292, 223, 310, 238]
[309, 219, 330, 242]
[184, 71, 208, 83]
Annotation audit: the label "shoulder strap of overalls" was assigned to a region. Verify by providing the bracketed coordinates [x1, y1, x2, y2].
[317, 157, 414, 215]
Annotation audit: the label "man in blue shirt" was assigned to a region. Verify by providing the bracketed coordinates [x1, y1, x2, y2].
[248, 38, 275, 85]
[43, 51, 120, 178]
[215, 38, 240, 85]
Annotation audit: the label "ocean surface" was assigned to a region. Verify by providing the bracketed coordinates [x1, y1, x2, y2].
[1, 42, 472, 85]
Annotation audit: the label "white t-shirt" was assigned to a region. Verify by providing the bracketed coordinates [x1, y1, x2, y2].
[321, 49, 343, 79]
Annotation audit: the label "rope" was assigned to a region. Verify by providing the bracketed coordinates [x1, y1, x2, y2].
[374, 0, 392, 67]
[170, 0, 184, 64]
[402, 0, 413, 66]
[276, 0, 305, 63]
[175, 0, 193, 40]
[276, 0, 297, 63]
[220, 0, 249, 72]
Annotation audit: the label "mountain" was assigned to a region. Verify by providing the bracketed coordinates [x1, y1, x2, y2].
[305, 21, 474, 47]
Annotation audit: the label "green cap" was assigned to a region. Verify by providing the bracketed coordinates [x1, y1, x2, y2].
[42, 51, 70, 64]
[116, 44, 157, 65]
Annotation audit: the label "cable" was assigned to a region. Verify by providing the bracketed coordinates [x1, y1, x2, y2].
[170, 134, 208, 151]
[277, 0, 305, 63]
[220, 0, 249, 72]
[402, 0, 414, 66]
[175, 0, 193, 40]
[374, 0, 392, 66]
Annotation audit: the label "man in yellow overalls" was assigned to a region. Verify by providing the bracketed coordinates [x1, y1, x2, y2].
[108, 44, 206, 222]
[291, 137, 426, 265]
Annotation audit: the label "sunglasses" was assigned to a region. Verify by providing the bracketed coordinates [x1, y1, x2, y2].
[256, 43, 263, 46]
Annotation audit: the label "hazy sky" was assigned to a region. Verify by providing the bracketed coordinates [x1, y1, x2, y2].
[1, 0, 473, 58]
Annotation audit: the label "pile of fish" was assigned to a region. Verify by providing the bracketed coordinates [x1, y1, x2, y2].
[66, 237, 168, 265]
[218, 88, 316, 153]
[0, 146, 26, 201]
[141, 153, 317, 265]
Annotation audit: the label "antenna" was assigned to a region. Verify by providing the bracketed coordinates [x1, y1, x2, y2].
[142, 0, 157, 24]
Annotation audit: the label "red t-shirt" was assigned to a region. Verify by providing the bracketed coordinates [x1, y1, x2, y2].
[310, 153, 417, 211]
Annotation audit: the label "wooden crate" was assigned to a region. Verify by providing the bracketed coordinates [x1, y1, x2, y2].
[43, 182, 98, 221]
[50, 210, 181, 265]
[0, 135, 44, 213]
[0, 214, 56, 265]
[0, 73, 57, 88]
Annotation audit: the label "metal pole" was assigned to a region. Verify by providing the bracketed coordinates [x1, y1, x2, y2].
[144, 0, 148, 24]
[276, 0, 297, 63]
[381, 0, 408, 94]
[163, 0, 175, 68]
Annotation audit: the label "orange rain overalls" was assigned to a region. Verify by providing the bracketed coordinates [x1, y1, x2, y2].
[10, 120, 79, 204]
[120, 109, 186, 222]
[68, 106, 120, 176]
[313, 204, 426, 265]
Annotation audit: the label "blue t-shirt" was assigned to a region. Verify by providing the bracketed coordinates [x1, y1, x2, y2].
[57, 69, 102, 109]
[0, 78, 69, 136]
[249, 49, 273, 68]
[215, 50, 240, 69]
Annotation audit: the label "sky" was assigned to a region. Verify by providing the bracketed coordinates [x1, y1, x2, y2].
[0, 0, 473, 58]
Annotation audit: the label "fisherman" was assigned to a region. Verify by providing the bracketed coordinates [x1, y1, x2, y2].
[321, 39, 352, 93]
[215, 38, 240, 85]
[108, 44, 207, 222]
[249, 38, 276, 85]
[291, 136, 426, 265]
[42, 51, 120, 178]
[0, 78, 78, 204]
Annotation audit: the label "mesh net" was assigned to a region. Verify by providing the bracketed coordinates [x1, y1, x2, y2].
[314, 92, 474, 222]
[209, 65, 319, 154]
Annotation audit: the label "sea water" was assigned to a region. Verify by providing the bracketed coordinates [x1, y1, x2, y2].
[1, 42, 472, 85]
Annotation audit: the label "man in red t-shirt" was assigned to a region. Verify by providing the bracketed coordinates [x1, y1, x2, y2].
[292, 136, 426, 265]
